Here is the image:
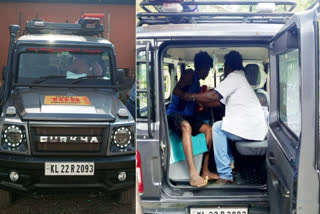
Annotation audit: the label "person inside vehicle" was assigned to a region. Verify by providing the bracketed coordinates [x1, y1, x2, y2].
[67, 55, 102, 78]
[166, 51, 218, 188]
[187, 51, 268, 184]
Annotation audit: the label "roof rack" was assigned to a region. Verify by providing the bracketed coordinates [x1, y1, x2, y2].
[137, 0, 296, 26]
[24, 19, 104, 37]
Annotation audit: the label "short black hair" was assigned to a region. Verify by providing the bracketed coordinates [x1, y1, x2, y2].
[194, 51, 213, 71]
[224, 51, 243, 71]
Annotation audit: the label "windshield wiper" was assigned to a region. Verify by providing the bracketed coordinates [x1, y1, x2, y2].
[31, 75, 67, 84]
[71, 75, 105, 84]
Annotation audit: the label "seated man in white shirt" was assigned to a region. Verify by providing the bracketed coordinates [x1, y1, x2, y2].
[67, 56, 102, 79]
[184, 51, 268, 184]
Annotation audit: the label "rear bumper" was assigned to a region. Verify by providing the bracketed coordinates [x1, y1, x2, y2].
[0, 153, 135, 192]
[141, 198, 269, 214]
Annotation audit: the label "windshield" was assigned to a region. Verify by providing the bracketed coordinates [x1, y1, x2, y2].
[16, 47, 113, 87]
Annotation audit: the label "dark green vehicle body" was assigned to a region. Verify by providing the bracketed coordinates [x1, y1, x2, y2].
[0, 21, 135, 199]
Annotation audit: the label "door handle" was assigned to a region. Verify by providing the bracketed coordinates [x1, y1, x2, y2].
[267, 152, 276, 165]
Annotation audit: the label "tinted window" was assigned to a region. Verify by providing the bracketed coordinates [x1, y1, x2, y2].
[278, 49, 301, 137]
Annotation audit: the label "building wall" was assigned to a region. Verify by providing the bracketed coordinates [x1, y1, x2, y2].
[0, 2, 135, 79]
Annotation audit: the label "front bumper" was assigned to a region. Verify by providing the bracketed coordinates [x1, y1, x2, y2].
[0, 153, 135, 192]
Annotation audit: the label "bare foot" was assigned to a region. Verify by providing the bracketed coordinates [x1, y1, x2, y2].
[190, 174, 208, 188]
[201, 171, 219, 181]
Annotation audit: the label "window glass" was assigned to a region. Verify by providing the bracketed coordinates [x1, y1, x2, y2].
[17, 47, 112, 87]
[137, 61, 148, 119]
[278, 49, 301, 137]
[163, 64, 171, 100]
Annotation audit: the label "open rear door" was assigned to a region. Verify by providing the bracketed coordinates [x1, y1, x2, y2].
[268, 4, 320, 214]
[136, 40, 162, 200]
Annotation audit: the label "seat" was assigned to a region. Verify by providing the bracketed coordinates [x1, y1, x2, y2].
[234, 64, 269, 156]
[169, 154, 204, 182]
[235, 139, 268, 156]
[168, 131, 207, 182]
[244, 64, 260, 87]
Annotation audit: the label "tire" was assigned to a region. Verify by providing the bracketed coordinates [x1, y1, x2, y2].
[0, 190, 12, 208]
[119, 187, 135, 211]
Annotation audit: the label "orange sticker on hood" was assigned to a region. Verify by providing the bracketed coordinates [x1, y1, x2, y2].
[44, 96, 91, 105]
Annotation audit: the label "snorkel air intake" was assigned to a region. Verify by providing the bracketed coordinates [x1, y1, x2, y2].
[4, 25, 20, 102]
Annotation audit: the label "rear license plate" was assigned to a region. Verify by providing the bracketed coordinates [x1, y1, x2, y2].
[190, 207, 248, 214]
[45, 162, 94, 176]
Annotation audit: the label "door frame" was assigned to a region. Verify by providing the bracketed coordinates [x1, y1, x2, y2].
[136, 39, 162, 200]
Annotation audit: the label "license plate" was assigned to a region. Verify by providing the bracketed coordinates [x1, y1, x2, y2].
[190, 207, 248, 214]
[45, 162, 94, 176]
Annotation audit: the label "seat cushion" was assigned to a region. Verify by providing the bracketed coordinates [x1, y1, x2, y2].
[169, 130, 208, 164]
[235, 140, 268, 156]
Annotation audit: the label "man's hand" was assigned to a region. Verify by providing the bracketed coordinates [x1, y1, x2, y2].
[192, 91, 221, 107]
[195, 91, 218, 102]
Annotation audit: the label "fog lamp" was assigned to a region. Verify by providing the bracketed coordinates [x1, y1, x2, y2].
[118, 171, 126, 182]
[9, 171, 19, 182]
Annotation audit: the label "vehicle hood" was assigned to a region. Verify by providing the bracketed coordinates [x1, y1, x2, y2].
[13, 88, 119, 121]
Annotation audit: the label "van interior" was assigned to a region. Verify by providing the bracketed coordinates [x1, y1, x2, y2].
[163, 46, 271, 189]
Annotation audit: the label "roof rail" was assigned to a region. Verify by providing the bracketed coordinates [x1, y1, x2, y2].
[307, 0, 318, 10]
[24, 19, 104, 37]
[138, 0, 296, 26]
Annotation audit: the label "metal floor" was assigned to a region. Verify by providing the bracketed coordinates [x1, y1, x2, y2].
[171, 154, 267, 187]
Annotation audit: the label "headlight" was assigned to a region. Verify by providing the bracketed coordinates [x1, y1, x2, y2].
[3, 125, 24, 147]
[113, 127, 132, 148]
[1, 124, 27, 152]
[109, 126, 134, 154]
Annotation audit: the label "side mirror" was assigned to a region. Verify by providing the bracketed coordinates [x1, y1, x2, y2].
[2, 66, 7, 81]
[117, 68, 126, 85]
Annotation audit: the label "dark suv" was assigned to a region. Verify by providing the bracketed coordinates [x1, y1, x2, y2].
[0, 17, 135, 207]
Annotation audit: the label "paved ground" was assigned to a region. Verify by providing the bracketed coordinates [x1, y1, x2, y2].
[0, 191, 133, 214]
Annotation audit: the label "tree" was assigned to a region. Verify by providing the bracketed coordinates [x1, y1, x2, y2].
[295, 0, 315, 12]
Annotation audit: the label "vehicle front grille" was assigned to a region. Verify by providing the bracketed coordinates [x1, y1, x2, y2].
[29, 126, 108, 156]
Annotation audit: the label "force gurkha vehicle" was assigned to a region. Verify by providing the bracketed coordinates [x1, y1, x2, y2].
[0, 14, 135, 207]
[136, 0, 320, 213]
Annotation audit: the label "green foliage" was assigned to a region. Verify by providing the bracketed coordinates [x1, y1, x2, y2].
[295, 0, 315, 12]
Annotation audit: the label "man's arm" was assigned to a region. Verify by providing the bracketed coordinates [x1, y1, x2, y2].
[172, 69, 193, 99]
[185, 90, 222, 107]
[173, 69, 221, 107]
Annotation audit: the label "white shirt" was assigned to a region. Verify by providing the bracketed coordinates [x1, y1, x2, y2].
[215, 70, 268, 141]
